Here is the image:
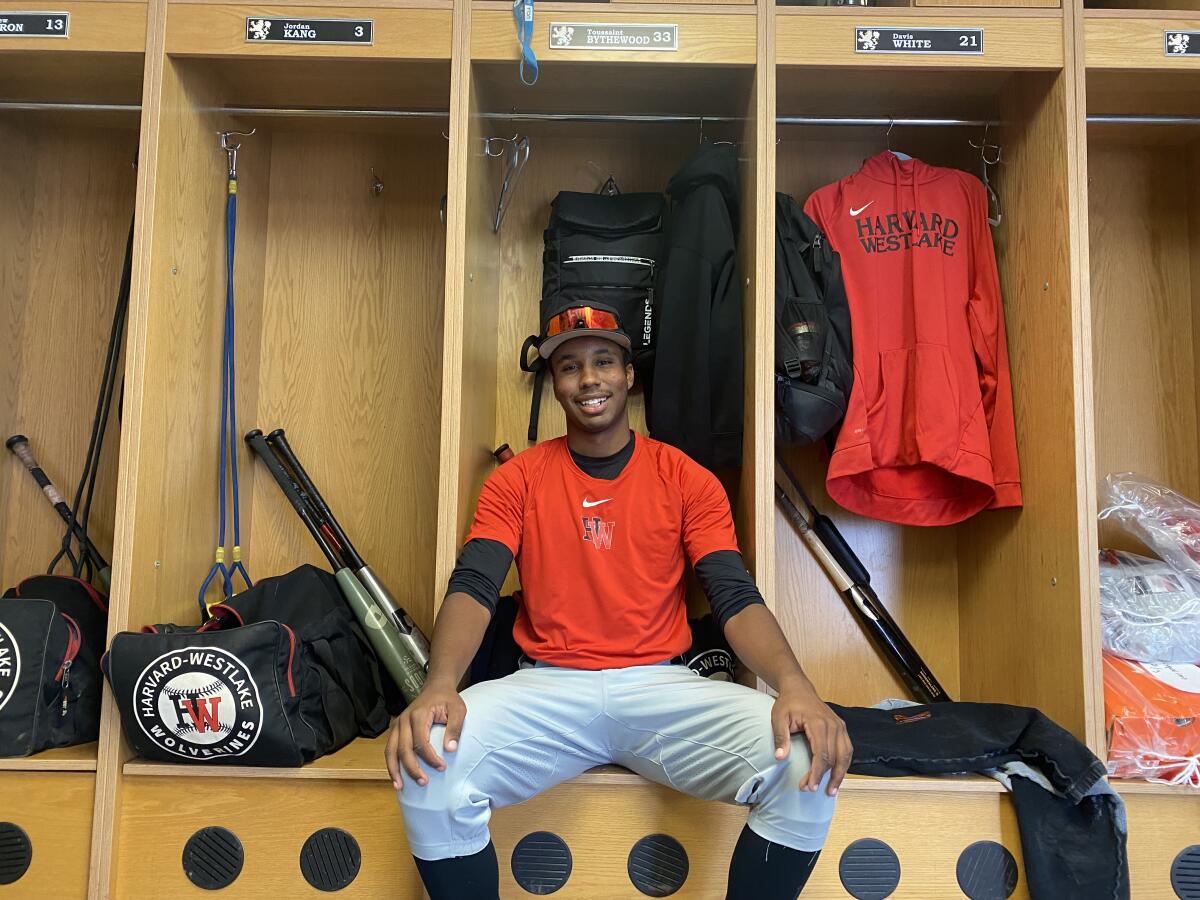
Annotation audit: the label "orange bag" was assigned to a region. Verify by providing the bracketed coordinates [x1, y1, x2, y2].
[1103, 653, 1200, 787]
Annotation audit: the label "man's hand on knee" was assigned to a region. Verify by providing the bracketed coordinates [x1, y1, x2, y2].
[384, 680, 468, 790]
[770, 676, 853, 797]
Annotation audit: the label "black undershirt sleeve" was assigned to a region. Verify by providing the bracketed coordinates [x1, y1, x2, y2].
[444, 538, 513, 616]
[695, 549, 766, 629]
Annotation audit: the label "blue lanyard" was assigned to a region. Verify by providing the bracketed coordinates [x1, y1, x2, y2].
[513, 0, 538, 86]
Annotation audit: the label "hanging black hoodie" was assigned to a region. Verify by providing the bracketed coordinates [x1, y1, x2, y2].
[649, 144, 743, 470]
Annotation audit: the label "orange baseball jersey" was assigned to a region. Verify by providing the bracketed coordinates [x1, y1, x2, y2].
[465, 434, 740, 669]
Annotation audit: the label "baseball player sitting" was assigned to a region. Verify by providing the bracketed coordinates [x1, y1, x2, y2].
[385, 306, 851, 899]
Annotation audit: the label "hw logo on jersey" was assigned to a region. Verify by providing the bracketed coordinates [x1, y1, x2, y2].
[581, 516, 616, 550]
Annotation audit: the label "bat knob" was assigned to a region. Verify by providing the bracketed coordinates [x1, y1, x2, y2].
[244, 429, 264, 443]
[5, 435, 28, 451]
[267, 428, 287, 442]
[493, 444, 514, 464]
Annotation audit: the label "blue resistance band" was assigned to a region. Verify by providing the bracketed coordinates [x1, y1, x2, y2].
[198, 173, 252, 616]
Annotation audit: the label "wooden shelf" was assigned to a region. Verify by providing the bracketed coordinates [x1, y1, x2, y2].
[1111, 777, 1200, 796]
[471, 6, 756, 66]
[0, 742, 98, 772]
[124, 737, 1010, 795]
[165, 3, 453, 60]
[776, 7, 1064, 68]
[1086, 9, 1200, 69]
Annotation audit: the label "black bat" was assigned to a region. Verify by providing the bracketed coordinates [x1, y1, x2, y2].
[776, 454, 950, 704]
[244, 429, 425, 704]
[6, 435, 111, 592]
[264, 428, 431, 672]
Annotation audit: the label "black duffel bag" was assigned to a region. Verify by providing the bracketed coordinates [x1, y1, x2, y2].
[103, 565, 398, 766]
[0, 575, 109, 756]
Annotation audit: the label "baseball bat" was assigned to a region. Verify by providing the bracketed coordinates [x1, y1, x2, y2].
[6, 435, 111, 593]
[244, 430, 424, 703]
[264, 428, 431, 677]
[775, 456, 950, 704]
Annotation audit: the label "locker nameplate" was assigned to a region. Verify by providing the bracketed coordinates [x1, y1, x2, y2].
[1165, 31, 1200, 57]
[245, 17, 373, 45]
[549, 23, 678, 52]
[0, 12, 68, 37]
[855, 26, 983, 56]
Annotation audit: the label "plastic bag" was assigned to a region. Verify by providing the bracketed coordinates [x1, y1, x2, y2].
[1099, 473, 1200, 575]
[1103, 652, 1200, 788]
[1098, 549, 1200, 664]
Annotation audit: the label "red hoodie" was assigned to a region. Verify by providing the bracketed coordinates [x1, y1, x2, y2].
[804, 152, 1022, 526]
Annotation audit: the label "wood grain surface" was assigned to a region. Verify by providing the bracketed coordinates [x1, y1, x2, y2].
[0, 742, 98, 771]
[1086, 12, 1200, 69]
[472, 8, 756, 64]
[777, 8, 1064, 68]
[1088, 141, 1200, 545]
[959, 70, 1090, 739]
[0, 773, 96, 898]
[0, 119, 138, 592]
[1122, 791, 1200, 900]
[0, 1, 145, 53]
[165, 4, 453, 60]
[115, 774, 1034, 899]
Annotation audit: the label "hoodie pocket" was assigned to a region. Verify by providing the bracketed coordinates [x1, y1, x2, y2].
[867, 344, 959, 465]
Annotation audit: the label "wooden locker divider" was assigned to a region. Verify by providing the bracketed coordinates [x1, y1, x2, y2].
[88, 0, 452, 895]
[0, 2, 144, 897]
[1079, 3, 1200, 894]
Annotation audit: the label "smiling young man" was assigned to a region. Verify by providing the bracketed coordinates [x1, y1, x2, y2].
[385, 306, 851, 899]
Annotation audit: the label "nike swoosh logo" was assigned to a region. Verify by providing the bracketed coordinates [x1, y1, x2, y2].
[849, 202, 874, 216]
[582, 498, 612, 508]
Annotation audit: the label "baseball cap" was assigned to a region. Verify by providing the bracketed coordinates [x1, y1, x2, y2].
[538, 305, 633, 359]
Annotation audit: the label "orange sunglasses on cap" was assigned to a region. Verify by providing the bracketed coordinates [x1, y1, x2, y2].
[539, 306, 632, 359]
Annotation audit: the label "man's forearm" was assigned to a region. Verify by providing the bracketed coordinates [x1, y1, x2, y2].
[424, 592, 494, 690]
[722, 603, 812, 693]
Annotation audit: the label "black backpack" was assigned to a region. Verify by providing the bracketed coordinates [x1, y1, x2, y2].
[520, 188, 666, 442]
[774, 192, 854, 447]
[0, 576, 108, 756]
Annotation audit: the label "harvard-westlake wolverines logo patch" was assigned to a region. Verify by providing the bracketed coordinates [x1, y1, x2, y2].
[135, 647, 263, 759]
[0, 623, 19, 714]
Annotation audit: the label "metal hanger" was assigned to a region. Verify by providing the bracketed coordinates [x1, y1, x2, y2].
[970, 124, 1003, 227]
[487, 134, 530, 233]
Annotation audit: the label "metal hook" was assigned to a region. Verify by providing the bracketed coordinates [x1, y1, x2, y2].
[370, 167, 384, 197]
[219, 128, 256, 178]
[886, 117, 894, 152]
[483, 133, 521, 158]
[699, 116, 705, 145]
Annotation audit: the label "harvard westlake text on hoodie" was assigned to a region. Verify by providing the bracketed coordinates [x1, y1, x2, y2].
[649, 143, 743, 470]
[804, 152, 1022, 526]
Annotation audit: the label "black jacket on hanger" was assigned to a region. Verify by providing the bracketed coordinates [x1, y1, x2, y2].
[649, 144, 743, 470]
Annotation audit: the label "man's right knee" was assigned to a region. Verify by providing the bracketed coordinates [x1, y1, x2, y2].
[398, 726, 492, 861]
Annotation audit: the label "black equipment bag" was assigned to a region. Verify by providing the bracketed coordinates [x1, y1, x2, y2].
[520, 189, 666, 441]
[0, 576, 108, 756]
[774, 192, 855, 447]
[103, 565, 396, 766]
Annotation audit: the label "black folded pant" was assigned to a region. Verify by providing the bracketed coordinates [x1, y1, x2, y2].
[830, 702, 1129, 900]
